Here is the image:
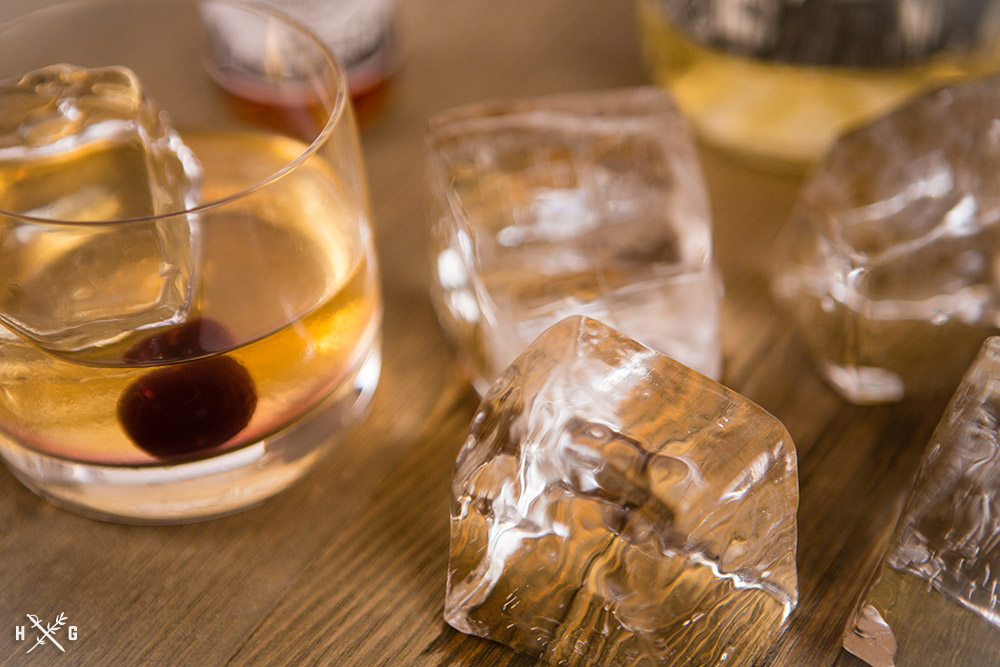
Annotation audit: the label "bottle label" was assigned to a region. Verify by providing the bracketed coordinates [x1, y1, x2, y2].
[201, 0, 396, 101]
[258, 0, 396, 93]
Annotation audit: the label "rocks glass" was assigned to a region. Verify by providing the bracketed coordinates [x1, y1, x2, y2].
[0, 0, 381, 522]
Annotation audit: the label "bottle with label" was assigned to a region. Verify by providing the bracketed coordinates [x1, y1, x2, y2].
[201, 0, 397, 133]
[258, 0, 397, 102]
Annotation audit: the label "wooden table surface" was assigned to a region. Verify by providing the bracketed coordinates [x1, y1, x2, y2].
[0, 1, 962, 665]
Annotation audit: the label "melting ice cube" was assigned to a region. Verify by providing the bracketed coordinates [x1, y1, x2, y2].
[0, 64, 202, 358]
[772, 76, 1000, 404]
[428, 87, 721, 395]
[844, 337, 1000, 667]
[446, 316, 798, 666]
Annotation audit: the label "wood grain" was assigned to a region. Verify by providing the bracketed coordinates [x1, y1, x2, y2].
[0, 0, 969, 665]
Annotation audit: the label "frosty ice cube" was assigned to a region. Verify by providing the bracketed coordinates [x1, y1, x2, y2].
[0, 64, 202, 357]
[446, 316, 798, 666]
[844, 337, 1000, 667]
[428, 87, 720, 395]
[772, 76, 1000, 404]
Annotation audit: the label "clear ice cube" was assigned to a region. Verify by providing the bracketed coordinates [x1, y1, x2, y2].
[772, 76, 1000, 404]
[0, 64, 202, 358]
[844, 336, 1000, 667]
[428, 87, 721, 395]
[446, 316, 798, 666]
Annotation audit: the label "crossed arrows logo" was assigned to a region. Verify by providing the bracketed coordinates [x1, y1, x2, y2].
[25, 612, 67, 653]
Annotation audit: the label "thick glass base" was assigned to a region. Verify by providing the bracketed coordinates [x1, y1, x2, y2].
[0, 341, 380, 524]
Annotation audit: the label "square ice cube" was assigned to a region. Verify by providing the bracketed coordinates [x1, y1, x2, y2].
[844, 336, 1000, 667]
[0, 64, 202, 357]
[428, 87, 721, 394]
[772, 76, 1000, 404]
[446, 316, 798, 666]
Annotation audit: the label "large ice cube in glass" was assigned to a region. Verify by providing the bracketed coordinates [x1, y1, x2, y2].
[0, 64, 202, 358]
[844, 337, 1000, 667]
[772, 76, 1000, 404]
[428, 87, 721, 395]
[446, 316, 798, 666]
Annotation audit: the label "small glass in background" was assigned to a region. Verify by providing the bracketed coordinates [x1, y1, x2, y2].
[638, 0, 1000, 167]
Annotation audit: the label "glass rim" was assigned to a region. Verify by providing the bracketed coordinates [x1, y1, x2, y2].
[0, 0, 349, 226]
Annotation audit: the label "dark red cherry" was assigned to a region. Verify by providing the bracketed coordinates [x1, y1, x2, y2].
[123, 318, 236, 364]
[117, 356, 257, 460]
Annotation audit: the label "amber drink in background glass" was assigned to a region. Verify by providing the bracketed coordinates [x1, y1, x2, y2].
[638, 0, 1000, 167]
[0, 0, 381, 523]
